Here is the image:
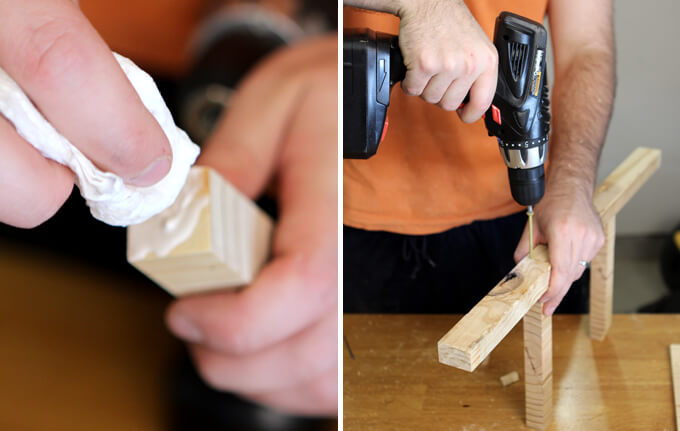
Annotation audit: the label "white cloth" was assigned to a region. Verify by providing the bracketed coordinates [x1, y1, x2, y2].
[0, 53, 200, 226]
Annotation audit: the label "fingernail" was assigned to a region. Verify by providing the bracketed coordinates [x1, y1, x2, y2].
[539, 296, 549, 304]
[545, 305, 555, 316]
[127, 156, 171, 187]
[169, 314, 203, 344]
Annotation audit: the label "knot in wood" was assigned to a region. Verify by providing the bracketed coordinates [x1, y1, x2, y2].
[489, 272, 523, 296]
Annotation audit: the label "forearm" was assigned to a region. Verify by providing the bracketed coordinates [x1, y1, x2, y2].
[548, 48, 616, 197]
[343, 0, 401, 14]
[343, 0, 467, 17]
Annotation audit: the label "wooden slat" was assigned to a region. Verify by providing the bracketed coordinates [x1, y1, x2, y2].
[438, 147, 661, 371]
[523, 303, 552, 430]
[590, 217, 616, 341]
[593, 147, 661, 223]
[671, 344, 680, 431]
[438, 246, 551, 371]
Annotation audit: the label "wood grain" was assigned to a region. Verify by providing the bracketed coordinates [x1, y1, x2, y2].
[671, 344, 680, 431]
[345, 314, 678, 431]
[590, 217, 616, 341]
[437, 246, 551, 371]
[593, 147, 661, 223]
[523, 303, 552, 430]
[128, 166, 273, 296]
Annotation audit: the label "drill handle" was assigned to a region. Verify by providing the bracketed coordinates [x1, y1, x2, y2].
[389, 37, 407, 85]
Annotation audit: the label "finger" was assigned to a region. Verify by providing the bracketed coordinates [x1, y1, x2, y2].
[401, 53, 436, 97]
[573, 225, 604, 283]
[189, 310, 337, 394]
[571, 254, 588, 285]
[574, 262, 587, 281]
[542, 279, 571, 317]
[245, 367, 338, 417]
[458, 62, 496, 123]
[0, 115, 73, 228]
[198, 36, 336, 199]
[167, 249, 337, 355]
[586, 221, 606, 262]
[168, 36, 337, 356]
[567, 225, 591, 291]
[0, 0, 170, 186]
[420, 54, 464, 105]
[544, 234, 589, 315]
[438, 77, 474, 112]
[420, 73, 454, 105]
[545, 232, 586, 315]
[539, 237, 574, 315]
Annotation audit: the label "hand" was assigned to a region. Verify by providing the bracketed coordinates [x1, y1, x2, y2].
[165, 36, 338, 416]
[0, 0, 171, 228]
[396, 0, 498, 121]
[514, 182, 605, 316]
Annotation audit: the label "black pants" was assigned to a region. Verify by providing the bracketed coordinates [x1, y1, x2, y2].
[344, 212, 589, 314]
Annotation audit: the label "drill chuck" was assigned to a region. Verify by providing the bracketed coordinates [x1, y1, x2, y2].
[507, 165, 545, 206]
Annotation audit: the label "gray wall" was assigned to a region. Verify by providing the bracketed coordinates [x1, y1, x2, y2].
[548, 1, 680, 235]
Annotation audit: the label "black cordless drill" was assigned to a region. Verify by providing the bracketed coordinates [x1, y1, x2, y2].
[343, 11, 550, 209]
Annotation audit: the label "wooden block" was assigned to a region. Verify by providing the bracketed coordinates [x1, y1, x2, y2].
[127, 166, 273, 296]
[593, 147, 660, 223]
[499, 370, 520, 387]
[523, 302, 552, 430]
[437, 246, 551, 371]
[589, 217, 616, 341]
[671, 344, 680, 431]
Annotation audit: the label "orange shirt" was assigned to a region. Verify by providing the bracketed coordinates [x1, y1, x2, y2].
[343, 1, 548, 235]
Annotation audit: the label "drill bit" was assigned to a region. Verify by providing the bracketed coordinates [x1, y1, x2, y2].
[527, 205, 534, 259]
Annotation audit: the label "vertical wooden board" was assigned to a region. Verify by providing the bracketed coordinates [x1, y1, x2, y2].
[670, 344, 680, 431]
[590, 217, 616, 341]
[523, 302, 552, 430]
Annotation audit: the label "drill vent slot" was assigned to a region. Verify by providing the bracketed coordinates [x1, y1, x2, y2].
[508, 41, 528, 81]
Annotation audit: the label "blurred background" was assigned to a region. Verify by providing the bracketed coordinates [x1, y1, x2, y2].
[0, 1, 336, 430]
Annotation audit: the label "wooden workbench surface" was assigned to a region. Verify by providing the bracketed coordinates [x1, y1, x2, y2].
[344, 314, 680, 430]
